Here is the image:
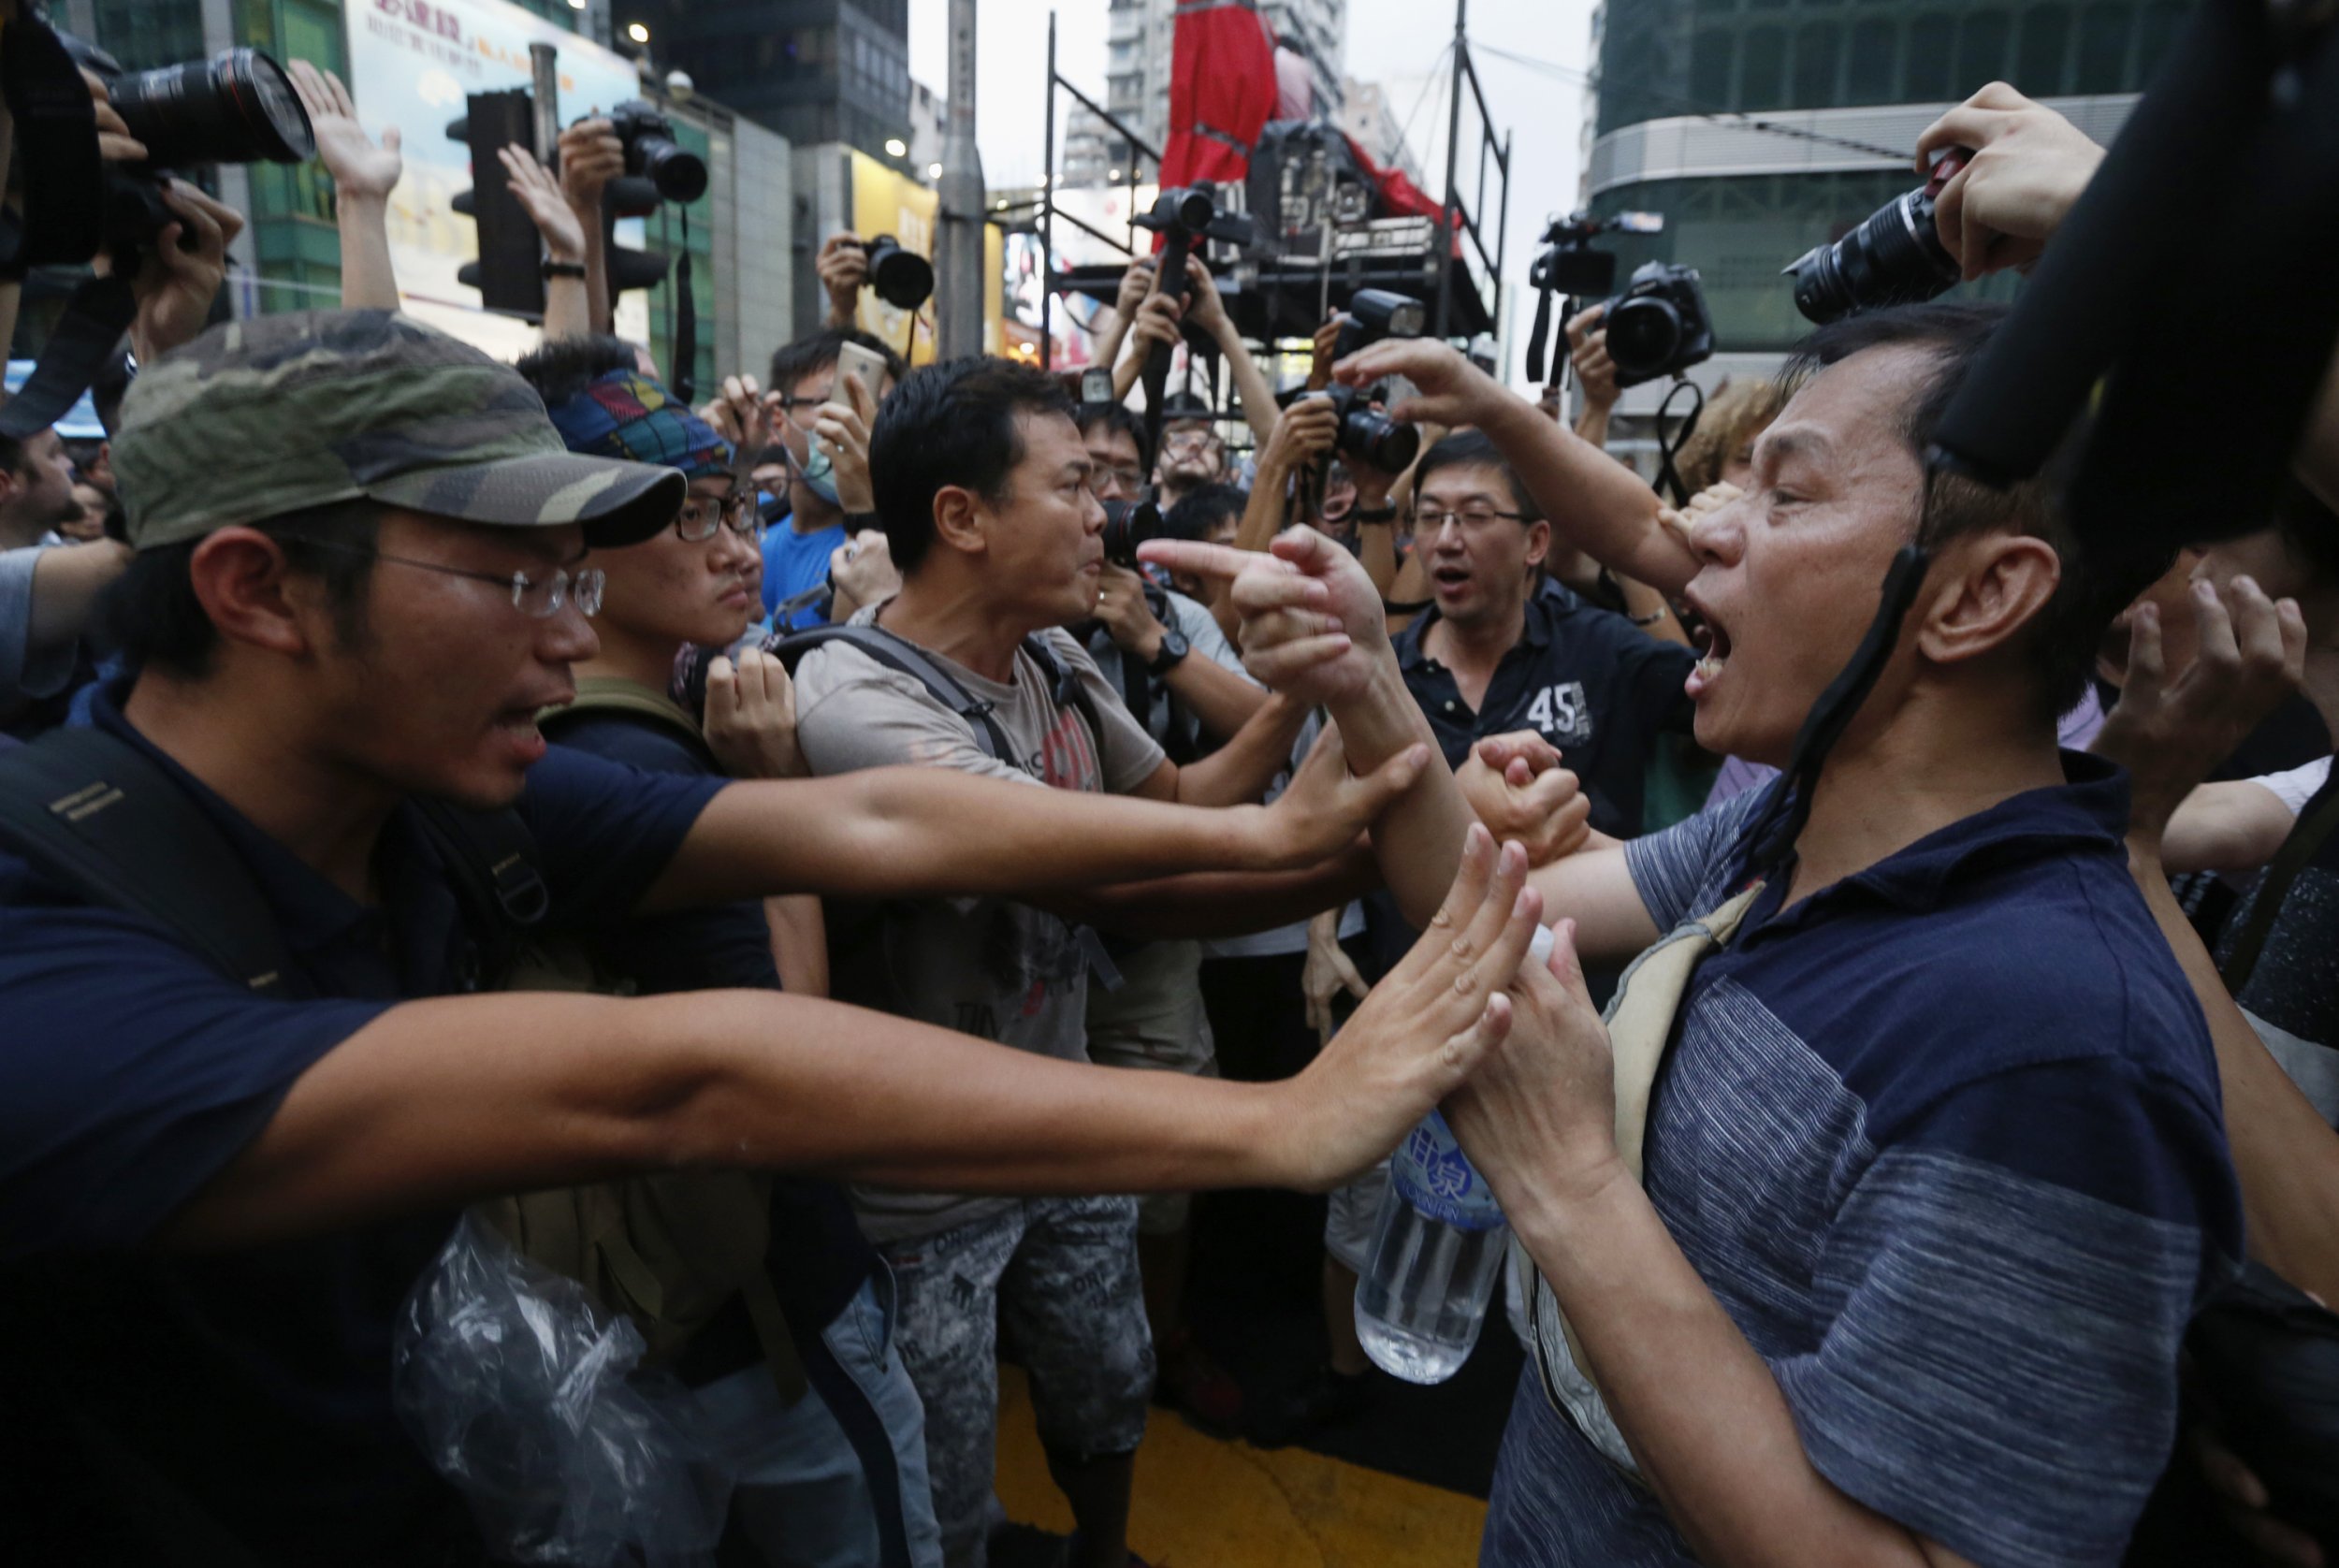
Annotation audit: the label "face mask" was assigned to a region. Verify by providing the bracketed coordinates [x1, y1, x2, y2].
[797, 439, 841, 508]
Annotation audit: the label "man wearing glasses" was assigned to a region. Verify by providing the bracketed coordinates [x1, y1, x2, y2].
[0, 311, 1540, 1564]
[763, 328, 906, 630]
[1152, 391, 1229, 511]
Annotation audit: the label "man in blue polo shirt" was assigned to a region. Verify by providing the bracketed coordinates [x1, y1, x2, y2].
[0, 310, 1541, 1565]
[1149, 301, 2270, 1566]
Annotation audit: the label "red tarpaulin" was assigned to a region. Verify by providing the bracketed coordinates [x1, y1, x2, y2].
[1157, 0, 1278, 193]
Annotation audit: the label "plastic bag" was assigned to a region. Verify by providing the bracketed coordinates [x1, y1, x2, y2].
[392, 1213, 736, 1567]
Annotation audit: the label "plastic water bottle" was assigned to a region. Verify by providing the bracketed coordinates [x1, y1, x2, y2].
[1353, 924, 1550, 1384]
[1354, 1110, 1509, 1383]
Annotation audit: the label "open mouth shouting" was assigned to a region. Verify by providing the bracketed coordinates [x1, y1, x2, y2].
[1685, 610, 1731, 700]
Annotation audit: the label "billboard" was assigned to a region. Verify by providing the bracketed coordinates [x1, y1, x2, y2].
[344, 0, 648, 358]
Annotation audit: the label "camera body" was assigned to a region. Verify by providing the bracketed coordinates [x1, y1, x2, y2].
[1333, 289, 1426, 361]
[1599, 262, 1716, 388]
[1783, 150, 1969, 325]
[1101, 498, 1168, 571]
[1320, 385, 1420, 474]
[607, 99, 708, 205]
[859, 235, 935, 310]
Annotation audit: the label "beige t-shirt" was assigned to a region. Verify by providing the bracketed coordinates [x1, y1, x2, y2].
[793, 609, 1167, 1241]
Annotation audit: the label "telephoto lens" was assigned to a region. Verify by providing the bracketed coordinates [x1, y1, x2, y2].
[109, 49, 315, 167]
[608, 101, 708, 204]
[1101, 499, 1166, 570]
[1324, 386, 1421, 474]
[863, 236, 936, 310]
[1783, 179, 1961, 325]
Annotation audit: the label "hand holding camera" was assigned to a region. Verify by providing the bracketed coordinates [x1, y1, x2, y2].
[1564, 304, 1619, 412]
[556, 117, 624, 217]
[1260, 396, 1340, 479]
[126, 181, 243, 364]
[1918, 83, 2105, 282]
[703, 648, 806, 781]
[1112, 258, 1156, 323]
[1095, 563, 1171, 662]
[80, 67, 144, 163]
[818, 231, 869, 325]
[1334, 339, 1504, 438]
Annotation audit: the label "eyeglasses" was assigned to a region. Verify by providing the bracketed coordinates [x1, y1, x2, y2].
[1162, 429, 1221, 453]
[284, 538, 603, 618]
[676, 492, 759, 541]
[768, 393, 831, 431]
[1410, 505, 1530, 533]
[1091, 463, 1146, 493]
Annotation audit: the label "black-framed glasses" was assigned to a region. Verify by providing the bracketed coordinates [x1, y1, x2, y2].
[1410, 505, 1530, 533]
[283, 538, 603, 618]
[676, 492, 759, 541]
[768, 393, 829, 431]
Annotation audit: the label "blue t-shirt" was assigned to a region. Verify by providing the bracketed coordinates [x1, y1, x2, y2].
[1482, 756, 2240, 1568]
[0, 687, 723, 1563]
[763, 517, 847, 629]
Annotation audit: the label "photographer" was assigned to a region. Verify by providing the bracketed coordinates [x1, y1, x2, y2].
[0, 311, 1520, 1565]
[761, 327, 905, 630]
[1113, 254, 1280, 459]
[1151, 298, 2273, 1568]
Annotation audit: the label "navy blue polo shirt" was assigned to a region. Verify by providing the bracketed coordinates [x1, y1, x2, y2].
[1394, 580, 1698, 839]
[0, 686, 723, 1564]
[1484, 755, 2242, 1568]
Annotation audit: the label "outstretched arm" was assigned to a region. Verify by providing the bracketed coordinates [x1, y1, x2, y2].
[1184, 256, 1278, 449]
[162, 828, 1541, 1252]
[290, 64, 402, 310]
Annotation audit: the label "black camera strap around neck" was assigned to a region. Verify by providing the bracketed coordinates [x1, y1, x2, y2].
[670, 207, 696, 404]
[0, 9, 105, 277]
[0, 272, 134, 439]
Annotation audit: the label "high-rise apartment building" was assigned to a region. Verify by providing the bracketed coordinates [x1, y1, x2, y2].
[1578, 0, 2183, 386]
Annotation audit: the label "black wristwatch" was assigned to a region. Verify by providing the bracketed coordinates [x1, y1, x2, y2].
[1146, 627, 1191, 675]
[1354, 502, 1399, 524]
[541, 259, 588, 280]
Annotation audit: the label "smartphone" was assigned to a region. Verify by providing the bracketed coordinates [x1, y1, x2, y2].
[835, 341, 888, 405]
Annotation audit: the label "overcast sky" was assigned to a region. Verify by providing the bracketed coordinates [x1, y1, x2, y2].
[906, 0, 1594, 384]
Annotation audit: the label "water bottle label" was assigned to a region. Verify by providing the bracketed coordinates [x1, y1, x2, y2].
[1390, 1111, 1505, 1231]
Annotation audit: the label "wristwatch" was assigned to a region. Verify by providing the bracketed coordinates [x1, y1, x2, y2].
[541, 259, 588, 280]
[1146, 627, 1191, 675]
[1354, 502, 1399, 524]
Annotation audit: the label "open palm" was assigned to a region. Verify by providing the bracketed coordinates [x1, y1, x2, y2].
[289, 61, 401, 201]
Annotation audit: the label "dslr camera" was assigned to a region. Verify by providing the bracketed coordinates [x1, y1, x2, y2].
[67, 41, 315, 251]
[1783, 150, 1971, 324]
[606, 99, 707, 204]
[1101, 498, 1168, 571]
[1320, 385, 1420, 474]
[1598, 263, 1716, 388]
[857, 235, 935, 310]
[1333, 289, 1425, 361]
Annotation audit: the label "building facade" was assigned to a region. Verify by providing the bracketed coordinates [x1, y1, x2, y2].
[617, 0, 911, 167]
[1577, 0, 2183, 413]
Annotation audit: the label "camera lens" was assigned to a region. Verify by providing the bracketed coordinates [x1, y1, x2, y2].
[864, 236, 936, 311]
[1604, 294, 1685, 383]
[1337, 406, 1420, 474]
[1784, 188, 1958, 325]
[1101, 499, 1163, 569]
[634, 134, 709, 204]
[109, 49, 315, 167]
[1174, 188, 1216, 233]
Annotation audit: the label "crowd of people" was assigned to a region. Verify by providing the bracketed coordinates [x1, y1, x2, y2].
[1, 43, 2336, 1568]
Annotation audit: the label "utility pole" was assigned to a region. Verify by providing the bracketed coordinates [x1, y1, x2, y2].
[934, 0, 986, 359]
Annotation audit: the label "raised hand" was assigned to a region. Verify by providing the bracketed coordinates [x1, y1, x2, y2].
[1565, 304, 1618, 412]
[1183, 254, 1231, 341]
[82, 66, 147, 164]
[557, 117, 624, 215]
[1140, 527, 1388, 707]
[495, 142, 586, 262]
[1113, 258, 1156, 322]
[1457, 734, 1591, 866]
[289, 62, 401, 203]
[703, 649, 806, 779]
[1309, 314, 1344, 393]
[1334, 338, 1510, 432]
[817, 231, 868, 325]
[1258, 395, 1339, 480]
[1279, 826, 1542, 1187]
[130, 181, 244, 363]
[1258, 722, 1431, 867]
[813, 371, 878, 514]
[1918, 82, 2105, 281]
[2093, 574, 2305, 848]
[699, 373, 770, 458]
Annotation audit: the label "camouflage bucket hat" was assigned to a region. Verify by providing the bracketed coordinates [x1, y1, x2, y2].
[111, 310, 686, 551]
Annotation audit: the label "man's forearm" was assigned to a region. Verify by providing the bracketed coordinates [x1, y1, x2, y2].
[1574, 400, 1613, 449]
[335, 193, 400, 310]
[1215, 322, 1281, 449]
[574, 204, 613, 335]
[1066, 842, 1379, 940]
[1172, 693, 1307, 806]
[1163, 649, 1271, 741]
[1483, 398, 1698, 597]
[651, 765, 1279, 910]
[2132, 846, 2339, 1302]
[1511, 1169, 1938, 1568]
[28, 540, 132, 648]
[1233, 460, 1293, 555]
[1329, 658, 1477, 928]
[1358, 519, 1400, 597]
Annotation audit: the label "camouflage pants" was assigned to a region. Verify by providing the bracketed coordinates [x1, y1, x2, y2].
[878, 1197, 1154, 1568]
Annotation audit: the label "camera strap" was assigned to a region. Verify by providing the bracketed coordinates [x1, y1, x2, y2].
[671, 207, 696, 404]
[0, 10, 105, 277]
[1524, 283, 1555, 385]
[0, 272, 135, 439]
[1652, 379, 1706, 508]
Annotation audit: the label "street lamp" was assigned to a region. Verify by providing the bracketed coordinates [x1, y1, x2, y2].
[884, 138, 908, 158]
[626, 22, 648, 42]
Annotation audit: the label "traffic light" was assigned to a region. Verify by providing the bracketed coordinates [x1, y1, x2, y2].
[447, 89, 544, 317]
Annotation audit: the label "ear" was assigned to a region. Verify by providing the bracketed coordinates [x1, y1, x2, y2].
[187, 528, 331, 661]
[1915, 532, 2061, 670]
[1521, 518, 1551, 572]
[930, 484, 989, 561]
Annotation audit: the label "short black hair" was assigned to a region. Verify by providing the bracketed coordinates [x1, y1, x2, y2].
[1159, 390, 1214, 424]
[767, 328, 908, 399]
[1164, 482, 1247, 543]
[1412, 430, 1541, 522]
[1782, 301, 2166, 726]
[101, 500, 385, 679]
[870, 357, 1077, 576]
[1079, 400, 1154, 476]
[512, 334, 639, 410]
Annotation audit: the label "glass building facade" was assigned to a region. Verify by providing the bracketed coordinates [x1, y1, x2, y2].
[615, 0, 911, 163]
[1586, 0, 2183, 353]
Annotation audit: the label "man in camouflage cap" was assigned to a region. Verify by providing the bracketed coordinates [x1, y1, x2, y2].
[0, 309, 1544, 1565]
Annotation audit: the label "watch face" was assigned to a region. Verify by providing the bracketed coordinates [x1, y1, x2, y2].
[1155, 629, 1189, 668]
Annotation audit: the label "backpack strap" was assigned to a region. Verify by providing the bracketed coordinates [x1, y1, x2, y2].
[544, 676, 706, 747]
[774, 623, 1016, 761]
[1019, 631, 1106, 762]
[2221, 767, 2339, 993]
[408, 800, 549, 992]
[0, 727, 298, 996]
